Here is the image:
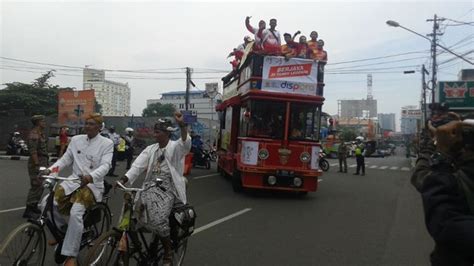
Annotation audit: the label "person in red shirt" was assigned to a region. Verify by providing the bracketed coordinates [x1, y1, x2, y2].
[295, 36, 311, 59]
[307, 31, 319, 51]
[281, 32, 299, 59]
[59, 126, 69, 157]
[313, 39, 328, 63]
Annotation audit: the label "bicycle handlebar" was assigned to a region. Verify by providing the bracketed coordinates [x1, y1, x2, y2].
[40, 175, 79, 182]
[115, 181, 144, 192]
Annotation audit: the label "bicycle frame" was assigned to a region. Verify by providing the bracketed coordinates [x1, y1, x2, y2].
[114, 182, 165, 263]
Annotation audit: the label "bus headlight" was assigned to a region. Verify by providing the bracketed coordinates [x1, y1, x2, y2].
[267, 175, 277, 185]
[300, 152, 311, 163]
[293, 177, 303, 187]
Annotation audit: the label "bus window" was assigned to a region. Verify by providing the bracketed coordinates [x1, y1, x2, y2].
[240, 100, 285, 139]
[289, 103, 320, 141]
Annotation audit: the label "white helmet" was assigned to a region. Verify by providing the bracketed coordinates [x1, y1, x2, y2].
[125, 127, 134, 133]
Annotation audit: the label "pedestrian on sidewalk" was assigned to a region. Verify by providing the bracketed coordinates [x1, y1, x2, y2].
[337, 140, 348, 173]
[23, 115, 48, 219]
[353, 141, 366, 176]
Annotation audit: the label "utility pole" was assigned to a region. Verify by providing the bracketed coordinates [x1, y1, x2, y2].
[427, 14, 445, 104]
[421, 65, 429, 127]
[185, 67, 191, 111]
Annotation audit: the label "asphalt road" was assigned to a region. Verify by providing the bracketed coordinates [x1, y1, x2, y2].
[0, 152, 433, 266]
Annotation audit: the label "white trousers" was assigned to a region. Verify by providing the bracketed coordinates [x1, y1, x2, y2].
[41, 196, 86, 257]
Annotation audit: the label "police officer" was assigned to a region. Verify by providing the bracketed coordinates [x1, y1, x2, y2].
[353, 140, 366, 176]
[23, 115, 48, 219]
[337, 139, 348, 173]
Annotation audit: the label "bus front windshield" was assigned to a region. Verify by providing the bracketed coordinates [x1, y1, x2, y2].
[240, 100, 286, 139]
[289, 103, 321, 141]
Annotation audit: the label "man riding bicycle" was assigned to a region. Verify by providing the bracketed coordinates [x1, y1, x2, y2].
[42, 113, 114, 266]
[117, 112, 191, 266]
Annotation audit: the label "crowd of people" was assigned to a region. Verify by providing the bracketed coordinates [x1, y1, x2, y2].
[228, 17, 328, 70]
[19, 113, 191, 266]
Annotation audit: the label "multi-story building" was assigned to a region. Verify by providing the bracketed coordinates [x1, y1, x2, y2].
[338, 99, 378, 118]
[400, 105, 421, 135]
[147, 90, 219, 121]
[83, 68, 131, 116]
[377, 113, 396, 132]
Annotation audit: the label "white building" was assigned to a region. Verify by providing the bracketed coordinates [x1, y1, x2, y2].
[377, 113, 396, 132]
[83, 68, 131, 116]
[147, 90, 219, 121]
[400, 105, 421, 135]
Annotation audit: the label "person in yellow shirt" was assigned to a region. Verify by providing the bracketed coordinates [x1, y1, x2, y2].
[307, 31, 319, 52]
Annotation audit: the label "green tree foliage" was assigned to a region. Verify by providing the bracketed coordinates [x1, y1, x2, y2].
[142, 103, 176, 117]
[339, 127, 357, 142]
[0, 71, 76, 116]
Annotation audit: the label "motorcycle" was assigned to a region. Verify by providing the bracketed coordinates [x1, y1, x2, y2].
[6, 133, 29, 156]
[209, 146, 217, 162]
[192, 149, 211, 169]
[319, 151, 329, 172]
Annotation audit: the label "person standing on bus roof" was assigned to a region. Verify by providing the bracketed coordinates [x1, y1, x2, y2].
[296, 36, 311, 59]
[245, 16, 266, 51]
[262, 18, 281, 55]
[307, 31, 319, 52]
[281, 33, 298, 59]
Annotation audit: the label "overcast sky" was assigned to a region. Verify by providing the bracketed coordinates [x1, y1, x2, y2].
[1, 0, 473, 130]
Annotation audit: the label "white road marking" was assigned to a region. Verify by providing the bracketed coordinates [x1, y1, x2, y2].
[330, 163, 338, 167]
[379, 166, 389, 170]
[193, 173, 220, 180]
[193, 208, 252, 235]
[369, 165, 378, 169]
[390, 166, 399, 170]
[318, 179, 323, 183]
[401, 167, 411, 171]
[0, 206, 25, 214]
[349, 164, 357, 168]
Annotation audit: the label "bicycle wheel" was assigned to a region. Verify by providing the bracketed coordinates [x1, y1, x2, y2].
[0, 222, 45, 265]
[78, 203, 112, 264]
[173, 239, 188, 266]
[85, 230, 129, 266]
[83, 203, 112, 245]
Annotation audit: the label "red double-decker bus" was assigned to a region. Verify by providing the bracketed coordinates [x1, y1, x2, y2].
[216, 53, 326, 194]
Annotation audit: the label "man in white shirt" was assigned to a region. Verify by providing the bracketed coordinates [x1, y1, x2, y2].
[262, 18, 281, 54]
[117, 112, 191, 266]
[46, 113, 114, 266]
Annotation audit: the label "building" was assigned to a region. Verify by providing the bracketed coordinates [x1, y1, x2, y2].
[458, 69, 474, 81]
[338, 99, 378, 118]
[147, 90, 219, 121]
[83, 68, 131, 116]
[377, 113, 396, 132]
[400, 105, 421, 135]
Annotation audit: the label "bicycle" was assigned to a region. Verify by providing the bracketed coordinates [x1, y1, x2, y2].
[85, 179, 194, 266]
[0, 169, 112, 265]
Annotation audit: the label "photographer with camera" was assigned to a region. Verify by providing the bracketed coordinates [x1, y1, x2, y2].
[411, 107, 474, 266]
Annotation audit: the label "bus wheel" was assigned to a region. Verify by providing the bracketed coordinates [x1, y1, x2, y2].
[232, 170, 243, 192]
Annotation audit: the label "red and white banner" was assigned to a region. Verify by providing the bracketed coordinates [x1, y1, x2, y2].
[261, 56, 318, 95]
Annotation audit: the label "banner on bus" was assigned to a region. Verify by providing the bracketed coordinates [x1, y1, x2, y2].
[261, 56, 318, 95]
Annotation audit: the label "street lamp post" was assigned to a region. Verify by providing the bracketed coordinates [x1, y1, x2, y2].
[387, 19, 474, 105]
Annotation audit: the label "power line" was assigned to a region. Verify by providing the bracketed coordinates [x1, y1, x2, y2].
[326, 56, 427, 71]
[329, 50, 429, 65]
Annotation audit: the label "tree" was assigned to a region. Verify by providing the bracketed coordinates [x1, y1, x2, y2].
[0, 71, 72, 116]
[33, 70, 55, 88]
[142, 103, 176, 117]
[339, 127, 357, 142]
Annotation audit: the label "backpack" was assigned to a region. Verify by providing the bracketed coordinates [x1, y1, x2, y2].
[169, 203, 196, 243]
